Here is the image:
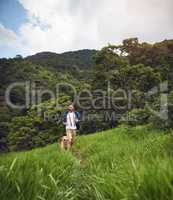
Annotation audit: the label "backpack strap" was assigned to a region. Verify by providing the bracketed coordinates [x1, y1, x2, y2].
[63, 112, 68, 122]
[75, 112, 80, 120]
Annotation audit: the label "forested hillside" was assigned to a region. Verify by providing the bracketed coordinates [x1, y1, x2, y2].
[27, 49, 97, 79]
[0, 49, 96, 151]
[27, 49, 97, 70]
[0, 38, 173, 152]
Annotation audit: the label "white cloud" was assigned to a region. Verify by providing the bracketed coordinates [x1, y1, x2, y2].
[2, 0, 173, 56]
[17, 0, 102, 55]
[0, 24, 18, 46]
[125, 0, 173, 41]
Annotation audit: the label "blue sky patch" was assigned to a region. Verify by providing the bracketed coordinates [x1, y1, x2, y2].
[0, 0, 27, 33]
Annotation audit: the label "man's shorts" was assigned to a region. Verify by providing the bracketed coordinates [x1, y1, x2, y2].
[66, 129, 76, 139]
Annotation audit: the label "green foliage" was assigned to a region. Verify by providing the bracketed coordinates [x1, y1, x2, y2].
[150, 115, 169, 130]
[121, 108, 150, 126]
[91, 39, 172, 130]
[168, 91, 173, 127]
[0, 122, 9, 152]
[149, 91, 173, 130]
[117, 38, 173, 80]
[7, 96, 72, 151]
[1, 38, 173, 152]
[92, 45, 127, 90]
[80, 119, 111, 134]
[27, 50, 97, 80]
[0, 51, 91, 152]
[112, 64, 161, 92]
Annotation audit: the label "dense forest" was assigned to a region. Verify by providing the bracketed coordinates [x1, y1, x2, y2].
[0, 38, 173, 152]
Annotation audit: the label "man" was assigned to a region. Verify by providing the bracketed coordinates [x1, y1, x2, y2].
[63, 104, 80, 146]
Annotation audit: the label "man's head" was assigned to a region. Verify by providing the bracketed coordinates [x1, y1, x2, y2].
[68, 104, 75, 112]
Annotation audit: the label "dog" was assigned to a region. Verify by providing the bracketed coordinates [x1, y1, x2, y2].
[59, 136, 71, 150]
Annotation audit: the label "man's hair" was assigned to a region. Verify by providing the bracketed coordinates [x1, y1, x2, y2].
[68, 104, 75, 110]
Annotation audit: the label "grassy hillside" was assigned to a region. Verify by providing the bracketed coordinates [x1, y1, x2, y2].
[0, 125, 173, 200]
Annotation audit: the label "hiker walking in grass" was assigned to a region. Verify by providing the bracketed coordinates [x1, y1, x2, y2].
[63, 104, 80, 145]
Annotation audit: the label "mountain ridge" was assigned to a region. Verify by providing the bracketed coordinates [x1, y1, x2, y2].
[26, 49, 97, 71]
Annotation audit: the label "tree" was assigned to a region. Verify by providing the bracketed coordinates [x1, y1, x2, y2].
[92, 45, 128, 90]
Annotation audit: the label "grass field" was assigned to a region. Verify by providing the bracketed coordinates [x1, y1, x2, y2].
[0, 125, 173, 200]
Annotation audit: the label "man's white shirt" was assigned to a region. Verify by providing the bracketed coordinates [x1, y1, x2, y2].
[66, 112, 77, 130]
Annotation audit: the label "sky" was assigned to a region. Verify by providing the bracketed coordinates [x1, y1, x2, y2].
[0, 0, 173, 58]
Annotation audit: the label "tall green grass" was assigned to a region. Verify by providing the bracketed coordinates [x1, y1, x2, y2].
[0, 125, 173, 200]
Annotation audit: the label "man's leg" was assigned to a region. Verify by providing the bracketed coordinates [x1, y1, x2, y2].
[71, 129, 76, 145]
[66, 129, 73, 143]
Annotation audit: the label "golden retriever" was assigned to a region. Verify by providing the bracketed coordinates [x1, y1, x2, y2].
[59, 136, 71, 150]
